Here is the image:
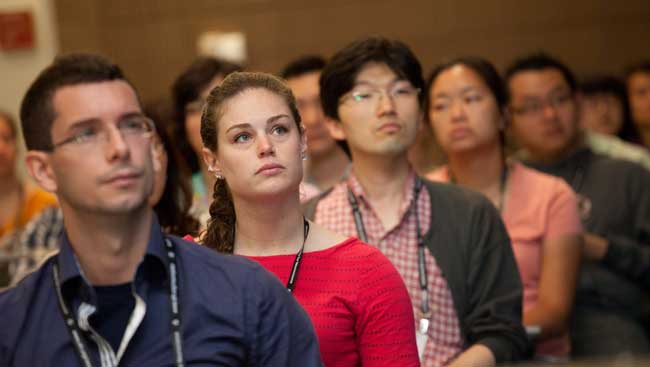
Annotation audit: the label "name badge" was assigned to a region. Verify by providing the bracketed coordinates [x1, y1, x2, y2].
[416, 317, 429, 360]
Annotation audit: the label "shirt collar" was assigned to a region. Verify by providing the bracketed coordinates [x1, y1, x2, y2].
[346, 166, 418, 218]
[56, 214, 170, 299]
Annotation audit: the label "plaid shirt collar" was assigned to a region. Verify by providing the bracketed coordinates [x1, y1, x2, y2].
[346, 167, 419, 231]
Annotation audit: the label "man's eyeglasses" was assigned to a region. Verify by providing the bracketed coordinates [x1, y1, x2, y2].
[510, 92, 573, 117]
[340, 85, 420, 106]
[52, 116, 155, 150]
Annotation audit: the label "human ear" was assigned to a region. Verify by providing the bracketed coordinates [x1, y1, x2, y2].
[324, 117, 346, 141]
[25, 151, 57, 193]
[300, 128, 308, 159]
[202, 147, 223, 178]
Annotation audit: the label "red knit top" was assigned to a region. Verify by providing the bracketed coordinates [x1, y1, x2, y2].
[246, 238, 420, 367]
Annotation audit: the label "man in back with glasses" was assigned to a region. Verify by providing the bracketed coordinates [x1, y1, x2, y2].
[0, 53, 322, 367]
[506, 52, 650, 358]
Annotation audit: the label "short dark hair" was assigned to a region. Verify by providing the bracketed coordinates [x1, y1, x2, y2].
[624, 60, 650, 80]
[320, 36, 425, 121]
[171, 57, 242, 173]
[0, 109, 17, 138]
[579, 75, 627, 99]
[20, 53, 130, 151]
[280, 55, 327, 80]
[319, 36, 424, 158]
[425, 56, 507, 122]
[504, 52, 577, 102]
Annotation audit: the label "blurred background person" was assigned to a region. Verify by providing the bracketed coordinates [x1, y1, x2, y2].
[578, 76, 650, 170]
[579, 76, 632, 138]
[506, 52, 650, 359]
[171, 57, 242, 226]
[199, 71, 419, 366]
[0, 110, 57, 287]
[425, 57, 582, 360]
[625, 60, 650, 149]
[280, 55, 350, 193]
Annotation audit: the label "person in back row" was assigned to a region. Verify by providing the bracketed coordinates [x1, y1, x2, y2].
[171, 57, 242, 226]
[577, 75, 650, 170]
[625, 60, 650, 149]
[0, 110, 57, 286]
[198, 71, 419, 366]
[425, 57, 582, 360]
[281, 55, 350, 192]
[0, 53, 322, 366]
[305, 36, 529, 366]
[505, 52, 650, 358]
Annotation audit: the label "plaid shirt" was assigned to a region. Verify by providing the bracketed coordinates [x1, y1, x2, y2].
[314, 170, 463, 366]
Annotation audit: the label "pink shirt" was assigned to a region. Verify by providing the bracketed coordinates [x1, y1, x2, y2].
[428, 162, 582, 357]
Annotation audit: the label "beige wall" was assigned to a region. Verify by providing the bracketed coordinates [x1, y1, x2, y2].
[0, 0, 59, 123]
[54, 0, 650, 103]
[0, 0, 59, 178]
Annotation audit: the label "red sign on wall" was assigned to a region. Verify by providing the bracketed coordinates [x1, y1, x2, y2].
[0, 11, 35, 50]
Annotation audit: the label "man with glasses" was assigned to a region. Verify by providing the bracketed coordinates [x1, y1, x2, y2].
[305, 37, 528, 366]
[0, 53, 322, 367]
[506, 52, 650, 358]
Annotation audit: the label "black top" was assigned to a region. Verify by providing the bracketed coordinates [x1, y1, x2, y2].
[91, 283, 135, 353]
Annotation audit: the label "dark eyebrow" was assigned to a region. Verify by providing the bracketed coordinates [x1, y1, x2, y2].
[66, 112, 145, 131]
[225, 114, 292, 133]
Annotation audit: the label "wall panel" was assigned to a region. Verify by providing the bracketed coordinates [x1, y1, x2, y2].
[54, 0, 650, 102]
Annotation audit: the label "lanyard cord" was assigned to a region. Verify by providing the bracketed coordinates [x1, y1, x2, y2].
[347, 178, 428, 315]
[286, 218, 310, 293]
[53, 237, 185, 367]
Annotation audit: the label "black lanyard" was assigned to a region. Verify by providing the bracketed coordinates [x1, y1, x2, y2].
[52, 237, 185, 367]
[347, 178, 429, 316]
[286, 218, 310, 293]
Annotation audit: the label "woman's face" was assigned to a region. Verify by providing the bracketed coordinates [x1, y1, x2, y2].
[203, 88, 305, 201]
[0, 116, 17, 179]
[185, 75, 224, 165]
[428, 64, 503, 155]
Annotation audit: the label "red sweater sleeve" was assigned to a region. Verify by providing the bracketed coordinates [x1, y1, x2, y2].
[354, 242, 420, 366]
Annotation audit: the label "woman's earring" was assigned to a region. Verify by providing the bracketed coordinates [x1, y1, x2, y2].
[301, 152, 308, 161]
[208, 166, 222, 180]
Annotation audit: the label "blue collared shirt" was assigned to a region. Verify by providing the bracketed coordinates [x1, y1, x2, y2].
[0, 216, 323, 366]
